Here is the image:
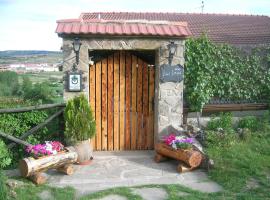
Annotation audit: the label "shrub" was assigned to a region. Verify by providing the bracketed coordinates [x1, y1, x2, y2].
[0, 139, 12, 169]
[237, 116, 259, 131]
[64, 94, 96, 144]
[0, 97, 27, 108]
[207, 112, 234, 134]
[206, 112, 237, 147]
[262, 110, 270, 122]
[0, 170, 8, 200]
[206, 130, 236, 148]
[259, 111, 270, 132]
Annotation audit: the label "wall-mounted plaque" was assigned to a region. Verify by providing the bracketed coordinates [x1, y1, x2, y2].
[160, 64, 184, 83]
[68, 72, 82, 92]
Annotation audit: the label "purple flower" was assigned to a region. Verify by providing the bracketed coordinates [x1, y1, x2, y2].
[183, 138, 194, 144]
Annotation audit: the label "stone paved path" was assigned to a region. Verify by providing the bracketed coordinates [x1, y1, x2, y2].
[45, 151, 222, 197]
[131, 187, 168, 200]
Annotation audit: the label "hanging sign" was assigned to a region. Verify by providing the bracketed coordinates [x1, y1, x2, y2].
[160, 64, 184, 83]
[68, 72, 82, 92]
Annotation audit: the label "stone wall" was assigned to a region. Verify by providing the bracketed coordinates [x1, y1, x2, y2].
[156, 41, 185, 140]
[61, 36, 186, 143]
[62, 38, 89, 102]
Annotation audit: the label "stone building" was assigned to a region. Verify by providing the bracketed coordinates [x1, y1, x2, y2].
[56, 13, 191, 151]
[56, 12, 270, 151]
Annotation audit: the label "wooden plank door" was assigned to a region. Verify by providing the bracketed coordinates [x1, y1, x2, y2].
[89, 51, 155, 151]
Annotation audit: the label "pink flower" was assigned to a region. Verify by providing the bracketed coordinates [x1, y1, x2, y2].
[25, 145, 33, 153]
[25, 141, 64, 157]
[163, 134, 176, 145]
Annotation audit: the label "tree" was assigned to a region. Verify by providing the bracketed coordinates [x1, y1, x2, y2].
[23, 81, 55, 103]
[0, 71, 19, 96]
[21, 76, 33, 96]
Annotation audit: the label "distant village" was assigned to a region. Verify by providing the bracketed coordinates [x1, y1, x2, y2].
[0, 63, 60, 73]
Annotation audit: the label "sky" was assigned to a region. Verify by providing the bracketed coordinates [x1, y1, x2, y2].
[0, 0, 270, 51]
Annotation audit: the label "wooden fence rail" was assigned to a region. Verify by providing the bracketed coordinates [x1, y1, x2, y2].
[8, 108, 65, 149]
[184, 103, 268, 113]
[0, 103, 65, 114]
[0, 103, 66, 148]
[0, 130, 31, 147]
[183, 103, 268, 124]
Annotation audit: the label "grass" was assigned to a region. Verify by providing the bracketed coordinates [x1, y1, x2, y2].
[14, 184, 76, 200]
[80, 187, 142, 200]
[12, 182, 224, 200]
[80, 184, 223, 200]
[207, 132, 270, 199]
[18, 72, 63, 84]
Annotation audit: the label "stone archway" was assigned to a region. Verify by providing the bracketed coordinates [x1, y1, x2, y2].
[61, 37, 185, 150]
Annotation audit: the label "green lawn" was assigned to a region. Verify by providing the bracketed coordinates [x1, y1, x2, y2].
[207, 132, 270, 199]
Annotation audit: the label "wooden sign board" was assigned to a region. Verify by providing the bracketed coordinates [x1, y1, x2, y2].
[160, 64, 184, 83]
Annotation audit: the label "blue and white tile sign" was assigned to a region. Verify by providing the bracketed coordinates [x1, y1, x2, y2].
[160, 64, 184, 83]
[68, 73, 82, 91]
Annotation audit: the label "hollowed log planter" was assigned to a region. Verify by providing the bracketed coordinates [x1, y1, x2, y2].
[19, 147, 78, 184]
[155, 143, 203, 173]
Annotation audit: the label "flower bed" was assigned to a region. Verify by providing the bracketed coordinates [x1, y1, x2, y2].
[163, 134, 194, 150]
[25, 141, 64, 158]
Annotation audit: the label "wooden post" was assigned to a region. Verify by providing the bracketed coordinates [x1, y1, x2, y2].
[58, 110, 65, 143]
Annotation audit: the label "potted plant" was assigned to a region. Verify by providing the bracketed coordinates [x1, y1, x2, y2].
[64, 94, 96, 164]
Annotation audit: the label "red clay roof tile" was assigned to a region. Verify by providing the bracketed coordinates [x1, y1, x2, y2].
[56, 15, 192, 38]
[56, 12, 270, 46]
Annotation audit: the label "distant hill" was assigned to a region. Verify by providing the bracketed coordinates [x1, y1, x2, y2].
[0, 50, 61, 57]
[0, 50, 62, 64]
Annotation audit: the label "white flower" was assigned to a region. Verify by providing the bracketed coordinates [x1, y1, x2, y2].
[45, 143, 53, 151]
[175, 136, 185, 140]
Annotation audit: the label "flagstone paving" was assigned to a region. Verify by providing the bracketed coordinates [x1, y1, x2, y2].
[45, 151, 222, 198]
[131, 187, 168, 200]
